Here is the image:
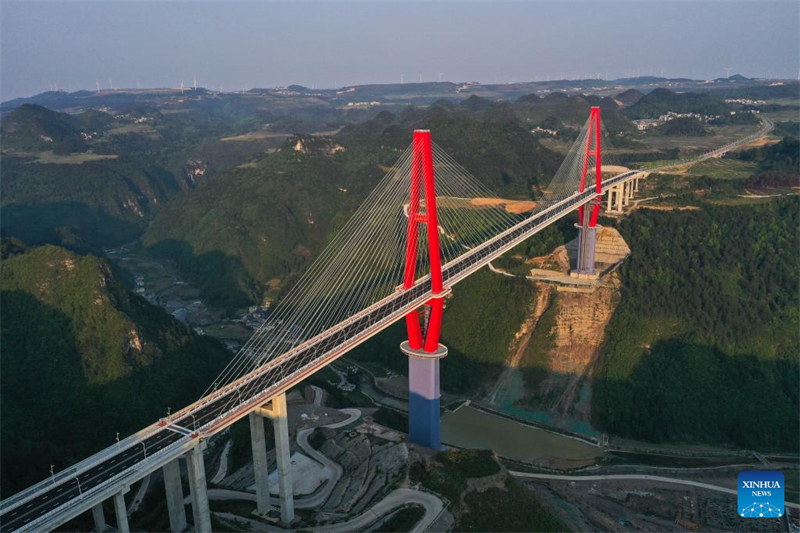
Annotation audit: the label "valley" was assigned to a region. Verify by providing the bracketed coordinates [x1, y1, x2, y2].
[1, 74, 798, 532]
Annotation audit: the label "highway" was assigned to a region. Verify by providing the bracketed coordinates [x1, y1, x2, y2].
[511, 471, 800, 510]
[0, 116, 771, 532]
[2, 172, 634, 532]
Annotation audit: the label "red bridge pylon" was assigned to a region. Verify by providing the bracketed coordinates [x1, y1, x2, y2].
[574, 106, 603, 277]
[401, 129, 448, 449]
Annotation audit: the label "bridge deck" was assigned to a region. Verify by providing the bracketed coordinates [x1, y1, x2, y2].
[1, 112, 771, 531]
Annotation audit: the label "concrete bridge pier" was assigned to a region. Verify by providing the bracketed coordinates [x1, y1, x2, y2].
[163, 458, 188, 532]
[574, 223, 598, 276]
[112, 489, 130, 533]
[607, 184, 617, 213]
[253, 392, 295, 524]
[91, 503, 106, 532]
[403, 341, 448, 450]
[249, 412, 272, 516]
[607, 184, 623, 213]
[186, 443, 212, 533]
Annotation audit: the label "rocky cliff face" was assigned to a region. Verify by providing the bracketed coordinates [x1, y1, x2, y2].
[538, 279, 620, 423]
[489, 228, 629, 428]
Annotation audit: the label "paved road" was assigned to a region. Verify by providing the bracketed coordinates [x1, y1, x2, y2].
[0, 169, 645, 533]
[210, 440, 232, 484]
[214, 487, 443, 533]
[192, 408, 361, 510]
[2, 118, 772, 531]
[311, 385, 324, 407]
[511, 471, 800, 510]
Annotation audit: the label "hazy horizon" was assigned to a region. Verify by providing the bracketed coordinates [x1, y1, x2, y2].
[2, 1, 798, 102]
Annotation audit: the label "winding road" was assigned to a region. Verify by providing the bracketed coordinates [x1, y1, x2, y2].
[191, 408, 360, 509]
[214, 487, 443, 533]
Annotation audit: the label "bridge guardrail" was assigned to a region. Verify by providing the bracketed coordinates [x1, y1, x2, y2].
[0, 118, 773, 530]
[16, 436, 200, 533]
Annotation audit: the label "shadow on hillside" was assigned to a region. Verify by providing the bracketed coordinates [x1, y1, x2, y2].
[145, 239, 255, 311]
[1, 202, 142, 249]
[347, 320, 507, 397]
[0, 288, 228, 500]
[0, 290, 89, 496]
[591, 338, 799, 451]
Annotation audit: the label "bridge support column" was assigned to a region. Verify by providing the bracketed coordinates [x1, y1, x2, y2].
[574, 223, 599, 276]
[634, 177, 640, 192]
[401, 129, 449, 451]
[163, 458, 188, 532]
[606, 188, 613, 212]
[91, 503, 107, 532]
[615, 184, 624, 211]
[405, 346, 447, 449]
[113, 490, 130, 533]
[628, 180, 635, 201]
[254, 392, 295, 524]
[186, 443, 212, 533]
[249, 412, 272, 516]
[272, 394, 294, 524]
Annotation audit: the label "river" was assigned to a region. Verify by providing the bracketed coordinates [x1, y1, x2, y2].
[441, 405, 603, 468]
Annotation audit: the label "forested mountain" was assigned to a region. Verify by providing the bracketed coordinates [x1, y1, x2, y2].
[0, 104, 95, 153]
[2, 79, 795, 459]
[142, 108, 563, 310]
[0, 242, 229, 494]
[652, 116, 707, 136]
[0, 104, 218, 251]
[615, 89, 645, 106]
[1, 157, 185, 249]
[593, 198, 799, 451]
[624, 88, 731, 119]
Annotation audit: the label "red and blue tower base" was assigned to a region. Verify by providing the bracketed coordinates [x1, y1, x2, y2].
[401, 130, 448, 450]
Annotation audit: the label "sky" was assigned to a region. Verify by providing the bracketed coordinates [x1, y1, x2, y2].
[1, 1, 798, 101]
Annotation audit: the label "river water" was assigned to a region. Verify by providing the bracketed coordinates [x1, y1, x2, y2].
[441, 405, 603, 468]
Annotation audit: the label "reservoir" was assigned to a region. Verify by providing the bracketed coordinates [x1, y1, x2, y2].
[441, 405, 603, 469]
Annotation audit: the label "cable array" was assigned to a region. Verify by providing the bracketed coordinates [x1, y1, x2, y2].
[203, 117, 601, 410]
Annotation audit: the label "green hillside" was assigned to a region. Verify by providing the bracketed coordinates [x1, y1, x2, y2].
[624, 88, 730, 119]
[593, 198, 799, 451]
[1, 157, 184, 249]
[0, 242, 230, 495]
[0, 104, 91, 154]
[737, 137, 800, 188]
[652, 116, 707, 136]
[348, 267, 537, 395]
[143, 110, 562, 310]
[0, 105, 201, 250]
[142, 140, 392, 309]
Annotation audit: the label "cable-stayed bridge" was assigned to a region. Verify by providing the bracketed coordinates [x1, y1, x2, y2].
[0, 110, 771, 533]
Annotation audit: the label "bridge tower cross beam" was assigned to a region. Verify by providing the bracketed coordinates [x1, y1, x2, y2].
[401, 129, 448, 450]
[574, 107, 603, 277]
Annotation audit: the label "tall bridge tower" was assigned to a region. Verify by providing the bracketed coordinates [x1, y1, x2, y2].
[575, 106, 603, 276]
[400, 129, 449, 449]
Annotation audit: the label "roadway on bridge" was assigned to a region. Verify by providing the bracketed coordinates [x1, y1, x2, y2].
[0, 118, 773, 533]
